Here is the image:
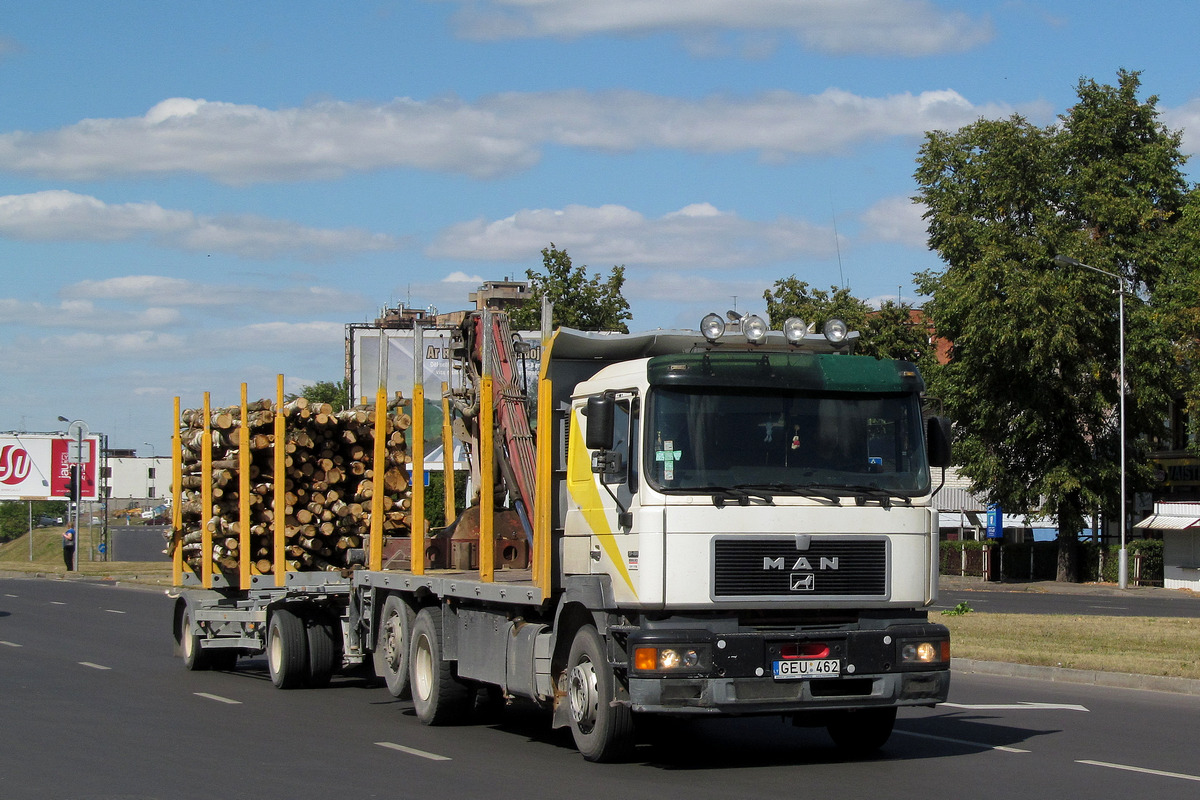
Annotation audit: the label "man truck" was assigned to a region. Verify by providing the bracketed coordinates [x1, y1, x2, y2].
[172, 310, 952, 761]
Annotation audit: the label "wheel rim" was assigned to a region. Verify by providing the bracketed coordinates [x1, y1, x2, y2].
[181, 613, 194, 660]
[268, 627, 282, 676]
[568, 655, 599, 733]
[413, 633, 434, 702]
[383, 613, 402, 673]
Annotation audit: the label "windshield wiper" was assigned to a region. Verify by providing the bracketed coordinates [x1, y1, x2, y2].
[685, 486, 775, 507]
[735, 483, 843, 505]
[807, 483, 913, 509]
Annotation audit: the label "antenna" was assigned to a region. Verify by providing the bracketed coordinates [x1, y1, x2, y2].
[831, 207, 845, 289]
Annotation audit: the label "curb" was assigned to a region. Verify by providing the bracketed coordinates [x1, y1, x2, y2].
[952, 657, 1200, 697]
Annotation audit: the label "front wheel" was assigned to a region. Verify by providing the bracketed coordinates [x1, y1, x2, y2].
[410, 606, 471, 725]
[826, 707, 897, 754]
[565, 625, 634, 762]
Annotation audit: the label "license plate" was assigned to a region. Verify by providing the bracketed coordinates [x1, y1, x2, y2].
[773, 658, 841, 679]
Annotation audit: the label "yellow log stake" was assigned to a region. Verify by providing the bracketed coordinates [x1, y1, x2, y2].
[411, 382, 425, 562]
[238, 384, 251, 587]
[273, 375, 286, 586]
[172, 396, 183, 586]
[369, 387, 386, 572]
[479, 373, 494, 582]
[440, 382, 455, 526]
[201, 392, 213, 589]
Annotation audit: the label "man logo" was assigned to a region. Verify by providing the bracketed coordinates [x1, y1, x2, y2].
[763, 556, 839, 571]
[790, 573, 815, 591]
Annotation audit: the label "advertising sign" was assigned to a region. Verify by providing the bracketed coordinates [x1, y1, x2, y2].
[0, 434, 100, 501]
[985, 503, 1003, 539]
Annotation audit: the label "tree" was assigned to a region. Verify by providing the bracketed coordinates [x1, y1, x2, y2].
[287, 379, 350, 412]
[763, 279, 933, 365]
[915, 70, 1188, 580]
[507, 245, 632, 333]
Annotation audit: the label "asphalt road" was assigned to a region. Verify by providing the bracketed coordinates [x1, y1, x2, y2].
[4, 577, 1200, 799]
[935, 580, 1200, 617]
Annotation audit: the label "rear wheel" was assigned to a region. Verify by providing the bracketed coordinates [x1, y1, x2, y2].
[179, 605, 208, 671]
[373, 595, 414, 698]
[305, 612, 340, 688]
[565, 625, 635, 762]
[267, 608, 309, 689]
[826, 707, 897, 754]
[410, 606, 471, 725]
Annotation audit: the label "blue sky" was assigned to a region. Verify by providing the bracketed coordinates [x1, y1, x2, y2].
[3, 1, 1200, 453]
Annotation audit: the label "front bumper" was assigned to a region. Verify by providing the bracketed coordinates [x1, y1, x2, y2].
[625, 622, 950, 715]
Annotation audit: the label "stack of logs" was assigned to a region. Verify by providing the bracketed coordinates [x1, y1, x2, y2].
[176, 396, 414, 577]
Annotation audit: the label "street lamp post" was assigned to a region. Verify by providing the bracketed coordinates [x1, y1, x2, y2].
[1054, 254, 1128, 589]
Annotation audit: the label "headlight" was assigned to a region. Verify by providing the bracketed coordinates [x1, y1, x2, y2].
[742, 314, 768, 343]
[900, 639, 950, 665]
[823, 318, 849, 344]
[783, 317, 808, 344]
[700, 313, 725, 342]
[632, 644, 710, 673]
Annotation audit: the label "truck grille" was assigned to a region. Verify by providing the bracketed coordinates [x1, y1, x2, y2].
[713, 537, 887, 597]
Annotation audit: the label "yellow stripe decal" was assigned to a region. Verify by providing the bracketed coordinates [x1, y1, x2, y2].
[566, 413, 637, 599]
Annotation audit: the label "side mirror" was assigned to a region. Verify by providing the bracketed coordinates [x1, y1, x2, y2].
[584, 396, 615, 450]
[926, 416, 953, 468]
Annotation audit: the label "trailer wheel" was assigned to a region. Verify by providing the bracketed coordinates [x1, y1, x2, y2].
[825, 707, 896, 754]
[306, 613, 340, 689]
[374, 595, 414, 698]
[410, 606, 471, 725]
[267, 608, 309, 689]
[565, 625, 634, 762]
[179, 605, 209, 671]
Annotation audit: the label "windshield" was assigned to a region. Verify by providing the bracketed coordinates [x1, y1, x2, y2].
[645, 385, 930, 496]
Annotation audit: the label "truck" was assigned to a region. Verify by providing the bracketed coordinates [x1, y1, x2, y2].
[171, 309, 953, 761]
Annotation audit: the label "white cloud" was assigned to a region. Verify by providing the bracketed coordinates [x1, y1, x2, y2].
[0, 90, 1030, 183]
[1162, 100, 1200, 156]
[60, 274, 370, 315]
[0, 190, 400, 260]
[439, 0, 993, 56]
[427, 202, 837, 267]
[0, 296, 180, 330]
[857, 195, 929, 249]
[208, 321, 346, 351]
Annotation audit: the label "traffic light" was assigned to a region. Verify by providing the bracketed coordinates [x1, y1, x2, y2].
[67, 465, 79, 497]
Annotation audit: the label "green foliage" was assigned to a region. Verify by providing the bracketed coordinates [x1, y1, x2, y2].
[508, 244, 632, 333]
[763, 278, 870, 334]
[288, 379, 350, 412]
[941, 601, 973, 616]
[0, 500, 67, 542]
[915, 70, 1189, 576]
[423, 471, 468, 529]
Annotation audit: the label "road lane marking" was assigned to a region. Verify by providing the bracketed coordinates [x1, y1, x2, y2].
[79, 662, 111, 670]
[5, 593, 18, 597]
[195, 692, 242, 705]
[51, 601, 67, 605]
[105, 609, 126, 614]
[1078, 759, 1200, 783]
[1, 641, 22, 647]
[942, 702, 1089, 712]
[894, 730, 1030, 753]
[375, 742, 452, 761]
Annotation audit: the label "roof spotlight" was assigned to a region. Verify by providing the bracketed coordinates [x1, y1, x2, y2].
[783, 317, 807, 345]
[700, 313, 725, 342]
[823, 318, 849, 344]
[743, 314, 768, 344]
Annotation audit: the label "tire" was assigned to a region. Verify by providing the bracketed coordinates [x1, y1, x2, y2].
[179, 603, 237, 671]
[179, 605, 209, 671]
[410, 606, 471, 725]
[373, 595, 414, 698]
[565, 625, 635, 762]
[306, 612, 340, 689]
[267, 608, 309, 689]
[826, 707, 897, 754]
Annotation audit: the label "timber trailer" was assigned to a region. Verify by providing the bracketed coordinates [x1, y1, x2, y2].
[172, 310, 953, 761]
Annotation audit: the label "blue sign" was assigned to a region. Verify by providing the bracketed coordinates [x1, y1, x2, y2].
[986, 504, 1003, 539]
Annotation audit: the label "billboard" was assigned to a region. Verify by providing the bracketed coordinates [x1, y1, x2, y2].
[0, 434, 100, 501]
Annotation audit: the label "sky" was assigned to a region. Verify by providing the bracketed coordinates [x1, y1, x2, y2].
[3, 0, 1200, 454]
